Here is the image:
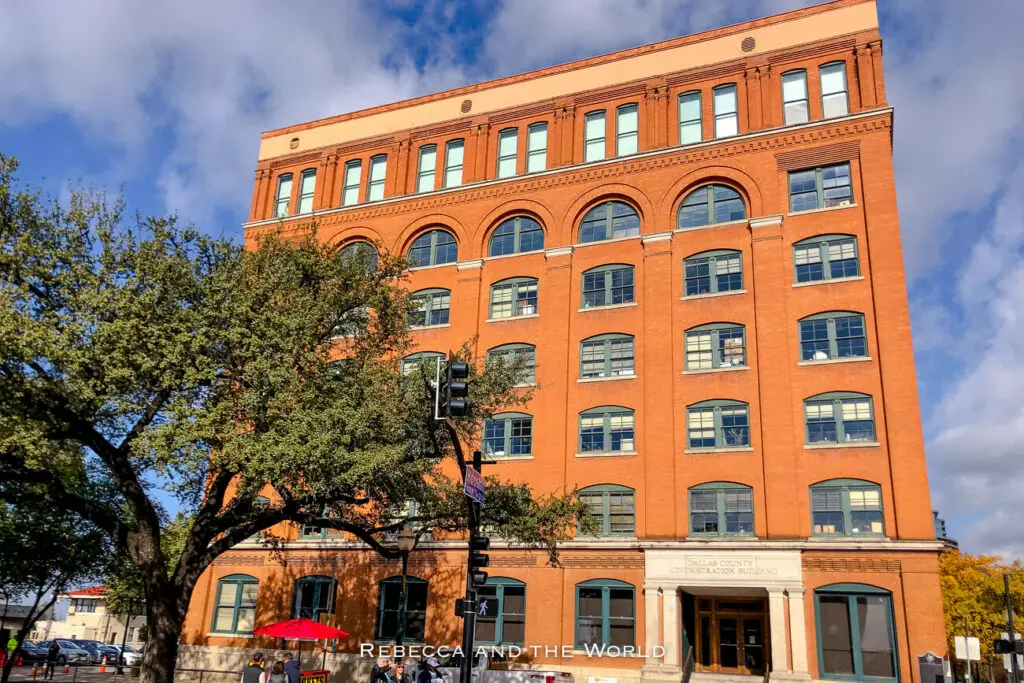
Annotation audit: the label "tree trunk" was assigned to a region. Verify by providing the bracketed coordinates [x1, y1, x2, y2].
[138, 589, 183, 683]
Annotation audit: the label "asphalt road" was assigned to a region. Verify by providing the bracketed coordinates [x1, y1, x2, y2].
[7, 667, 137, 683]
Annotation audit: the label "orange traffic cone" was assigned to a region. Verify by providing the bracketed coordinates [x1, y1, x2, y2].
[63, 663, 70, 674]
[16, 656, 23, 666]
[31, 663, 38, 678]
[99, 656, 107, 673]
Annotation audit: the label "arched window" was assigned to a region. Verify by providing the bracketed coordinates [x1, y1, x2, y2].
[684, 249, 743, 296]
[575, 579, 635, 648]
[578, 485, 635, 537]
[292, 575, 337, 622]
[689, 483, 754, 537]
[810, 479, 884, 537]
[685, 323, 746, 370]
[486, 343, 536, 385]
[489, 277, 538, 319]
[401, 351, 444, 377]
[375, 576, 427, 642]
[211, 574, 258, 634]
[582, 264, 634, 308]
[340, 240, 379, 271]
[799, 312, 867, 361]
[476, 578, 526, 645]
[804, 392, 875, 445]
[274, 173, 293, 218]
[677, 184, 746, 229]
[489, 216, 545, 256]
[408, 229, 457, 267]
[578, 406, 635, 454]
[408, 288, 451, 328]
[814, 584, 896, 681]
[580, 334, 634, 379]
[687, 400, 750, 450]
[483, 412, 533, 458]
[793, 234, 859, 283]
[578, 201, 640, 243]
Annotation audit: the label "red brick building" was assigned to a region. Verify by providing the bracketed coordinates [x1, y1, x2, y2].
[182, 1, 947, 681]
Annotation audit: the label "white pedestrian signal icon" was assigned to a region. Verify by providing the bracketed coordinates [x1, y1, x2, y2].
[479, 599, 488, 616]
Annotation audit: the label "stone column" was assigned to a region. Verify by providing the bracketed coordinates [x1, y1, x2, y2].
[472, 122, 491, 182]
[788, 589, 809, 677]
[644, 585, 662, 667]
[390, 138, 411, 198]
[745, 67, 763, 131]
[250, 168, 271, 222]
[768, 589, 790, 676]
[555, 104, 576, 167]
[644, 83, 668, 150]
[315, 153, 336, 211]
[662, 586, 681, 670]
[757, 64, 773, 129]
[855, 44, 876, 109]
[869, 41, 887, 106]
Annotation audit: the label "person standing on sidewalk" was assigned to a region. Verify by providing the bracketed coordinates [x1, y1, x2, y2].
[46, 641, 59, 680]
[282, 653, 300, 683]
[241, 652, 267, 683]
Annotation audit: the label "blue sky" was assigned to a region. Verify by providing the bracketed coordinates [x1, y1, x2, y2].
[2, 0, 1023, 557]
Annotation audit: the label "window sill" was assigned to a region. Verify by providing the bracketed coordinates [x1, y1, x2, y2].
[682, 365, 748, 375]
[680, 289, 747, 301]
[805, 441, 880, 450]
[685, 446, 754, 454]
[206, 633, 253, 639]
[578, 374, 637, 383]
[409, 323, 451, 331]
[573, 234, 643, 250]
[485, 313, 540, 323]
[481, 454, 534, 462]
[408, 262, 457, 272]
[808, 535, 888, 542]
[514, 382, 537, 388]
[797, 356, 872, 366]
[578, 301, 638, 313]
[673, 217, 749, 233]
[787, 203, 858, 218]
[575, 451, 638, 458]
[689, 534, 757, 540]
[484, 250, 544, 262]
[792, 276, 864, 288]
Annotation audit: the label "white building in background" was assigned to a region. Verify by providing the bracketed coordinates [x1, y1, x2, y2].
[32, 586, 147, 647]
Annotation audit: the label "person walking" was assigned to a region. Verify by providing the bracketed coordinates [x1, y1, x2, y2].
[416, 657, 441, 683]
[241, 652, 267, 683]
[394, 661, 412, 683]
[371, 657, 393, 683]
[267, 661, 287, 683]
[45, 641, 59, 680]
[282, 653, 300, 683]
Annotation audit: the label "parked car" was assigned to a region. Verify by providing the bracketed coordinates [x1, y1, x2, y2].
[74, 640, 105, 665]
[35, 640, 91, 666]
[107, 645, 142, 667]
[14, 640, 47, 663]
[438, 650, 573, 683]
[97, 645, 122, 664]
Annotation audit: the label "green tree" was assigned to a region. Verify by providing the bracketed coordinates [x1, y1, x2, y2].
[0, 156, 589, 683]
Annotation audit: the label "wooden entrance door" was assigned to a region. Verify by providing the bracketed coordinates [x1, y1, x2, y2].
[694, 597, 768, 675]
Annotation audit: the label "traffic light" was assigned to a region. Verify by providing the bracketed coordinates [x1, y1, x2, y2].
[469, 534, 490, 587]
[443, 360, 470, 417]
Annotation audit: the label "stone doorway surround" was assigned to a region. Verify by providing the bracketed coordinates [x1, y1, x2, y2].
[642, 548, 810, 682]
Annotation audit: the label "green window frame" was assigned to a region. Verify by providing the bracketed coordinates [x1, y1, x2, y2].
[804, 392, 875, 445]
[814, 584, 897, 682]
[341, 159, 362, 206]
[820, 62, 850, 119]
[782, 69, 809, 125]
[688, 482, 755, 537]
[578, 485, 635, 537]
[581, 264, 635, 308]
[401, 351, 444, 377]
[575, 579, 635, 648]
[497, 128, 518, 179]
[789, 163, 853, 212]
[486, 343, 536, 386]
[683, 249, 743, 296]
[408, 288, 451, 328]
[248, 495, 270, 541]
[274, 173, 292, 218]
[416, 144, 437, 193]
[483, 412, 533, 458]
[375, 576, 428, 642]
[297, 168, 316, 214]
[527, 122, 548, 173]
[578, 406, 635, 454]
[300, 504, 330, 538]
[580, 334, 635, 379]
[488, 216, 545, 256]
[578, 201, 641, 243]
[211, 574, 258, 634]
[339, 240, 379, 272]
[686, 400, 750, 450]
[584, 110, 606, 162]
[811, 479, 884, 537]
[799, 312, 867, 361]
[616, 103, 639, 156]
[408, 229, 458, 267]
[444, 139, 465, 188]
[677, 184, 746, 229]
[793, 234, 859, 283]
[489, 277, 538, 319]
[292, 575, 337, 622]
[685, 323, 746, 370]
[366, 154, 387, 202]
[476, 578, 526, 645]
[713, 83, 738, 138]
[678, 90, 702, 145]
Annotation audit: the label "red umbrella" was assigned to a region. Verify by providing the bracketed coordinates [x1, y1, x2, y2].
[253, 618, 349, 670]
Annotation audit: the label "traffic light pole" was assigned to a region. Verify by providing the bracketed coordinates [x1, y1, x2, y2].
[1007, 574, 1019, 683]
[460, 451, 483, 683]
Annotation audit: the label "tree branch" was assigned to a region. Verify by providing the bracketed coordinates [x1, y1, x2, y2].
[120, 387, 172, 451]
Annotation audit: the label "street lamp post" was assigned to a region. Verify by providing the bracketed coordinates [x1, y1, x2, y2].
[395, 523, 416, 648]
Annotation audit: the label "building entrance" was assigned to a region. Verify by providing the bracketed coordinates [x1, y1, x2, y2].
[694, 597, 768, 675]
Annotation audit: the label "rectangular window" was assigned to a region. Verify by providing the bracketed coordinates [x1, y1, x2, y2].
[490, 280, 538, 319]
[816, 591, 896, 681]
[684, 252, 743, 296]
[341, 160, 362, 206]
[579, 490, 636, 537]
[582, 266, 634, 308]
[687, 404, 750, 449]
[487, 346, 536, 385]
[584, 111, 606, 162]
[444, 139, 464, 188]
[476, 583, 526, 645]
[805, 397, 875, 444]
[685, 326, 746, 370]
[800, 314, 867, 360]
[579, 411, 635, 453]
[580, 337, 634, 379]
[789, 163, 852, 212]
[484, 416, 533, 457]
[689, 487, 754, 536]
[213, 580, 258, 634]
[820, 62, 850, 119]
[527, 123, 548, 173]
[416, 145, 436, 193]
[713, 84, 738, 138]
[274, 174, 292, 218]
[794, 237, 859, 283]
[497, 129, 518, 179]
[297, 169, 316, 214]
[678, 91, 702, 144]
[376, 580, 427, 642]
[616, 104, 639, 156]
[366, 155, 387, 202]
[408, 290, 450, 328]
[782, 70, 809, 125]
